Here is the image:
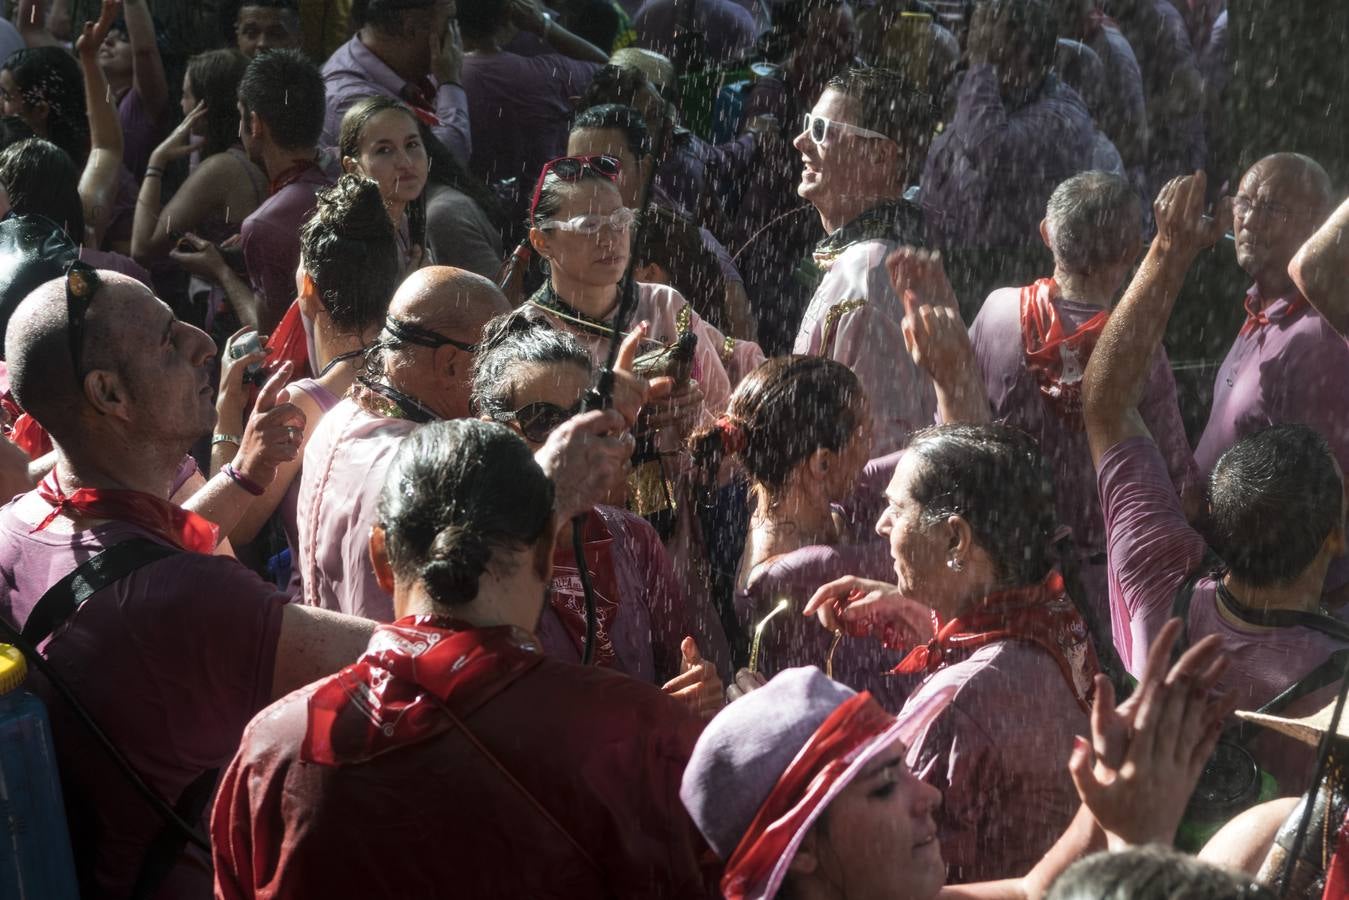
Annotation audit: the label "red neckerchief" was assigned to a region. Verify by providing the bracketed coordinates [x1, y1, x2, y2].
[268, 156, 322, 196]
[722, 693, 896, 900]
[1239, 291, 1309, 338]
[32, 472, 218, 554]
[1326, 810, 1349, 899]
[1020, 277, 1110, 428]
[548, 509, 623, 667]
[890, 570, 1099, 712]
[400, 79, 442, 128]
[302, 616, 545, 766]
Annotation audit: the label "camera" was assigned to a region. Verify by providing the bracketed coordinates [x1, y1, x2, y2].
[228, 331, 265, 386]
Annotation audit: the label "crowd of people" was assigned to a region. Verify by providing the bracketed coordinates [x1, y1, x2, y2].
[0, 0, 1348, 898]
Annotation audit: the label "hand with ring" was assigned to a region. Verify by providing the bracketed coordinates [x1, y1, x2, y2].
[232, 362, 306, 490]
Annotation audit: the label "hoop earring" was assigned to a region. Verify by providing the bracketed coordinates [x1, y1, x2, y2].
[946, 555, 963, 573]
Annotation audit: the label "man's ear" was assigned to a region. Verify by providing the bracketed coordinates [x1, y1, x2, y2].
[84, 369, 130, 420]
[434, 344, 461, 379]
[1039, 217, 1052, 250]
[297, 272, 322, 317]
[369, 524, 396, 594]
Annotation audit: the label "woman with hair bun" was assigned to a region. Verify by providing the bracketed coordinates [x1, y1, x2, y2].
[210, 173, 401, 592]
[212, 418, 716, 898]
[472, 312, 727, 715]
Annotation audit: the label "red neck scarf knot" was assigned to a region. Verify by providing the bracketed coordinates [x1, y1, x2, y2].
[33, 472, 217, 554]
[1019, 278, 1110, 429]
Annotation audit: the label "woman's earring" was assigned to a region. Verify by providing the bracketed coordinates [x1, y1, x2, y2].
[946, 555, 963, 573]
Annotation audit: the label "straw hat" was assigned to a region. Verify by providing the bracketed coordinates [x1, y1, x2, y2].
[1237, 699, 1349, 748]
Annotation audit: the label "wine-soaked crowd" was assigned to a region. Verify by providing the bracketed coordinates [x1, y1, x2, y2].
[0, 0, 1348, 898]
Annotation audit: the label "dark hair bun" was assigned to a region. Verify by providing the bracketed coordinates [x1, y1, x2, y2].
[314, 174, 393, 244]
[420, 524, 494, 603]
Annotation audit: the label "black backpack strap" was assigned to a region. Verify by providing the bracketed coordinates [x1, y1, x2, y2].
[21, 538, 179, 645]
[1170, 550, 1225, 659]
[128, 766, 220, 900]
[1232, 649, 1349, 746]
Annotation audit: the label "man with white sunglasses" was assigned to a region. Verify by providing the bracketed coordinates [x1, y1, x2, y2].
[791, 67, 939, 458]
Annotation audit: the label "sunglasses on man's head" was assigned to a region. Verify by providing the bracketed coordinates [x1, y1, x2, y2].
[382, 316, 477, 353]
[529, 155, 623, 221]
[65, 260, 101, 387]
[493, 399, 584, 444]
[802, 113, 893, 146]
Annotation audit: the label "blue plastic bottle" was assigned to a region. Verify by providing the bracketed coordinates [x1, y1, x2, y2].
[0, 643, 79, 899]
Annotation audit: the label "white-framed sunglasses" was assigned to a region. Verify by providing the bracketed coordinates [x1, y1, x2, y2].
[539, 206, 637, 235]
[802, 113, 893, 146]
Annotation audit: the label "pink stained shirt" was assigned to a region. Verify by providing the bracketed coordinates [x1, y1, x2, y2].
[970, 285, 1200, 655]
[0, 502, 286, 900]
[1100, 436, 1347, 790]
[295, 397, 418, 622]
[794, 237, 939, 458]
[1193, 291, 1349, 595]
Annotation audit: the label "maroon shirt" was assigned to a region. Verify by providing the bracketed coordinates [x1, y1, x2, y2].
[212, 641, 713, 899]
[0, 500, 287, 900]
[241, 160, 337, 329]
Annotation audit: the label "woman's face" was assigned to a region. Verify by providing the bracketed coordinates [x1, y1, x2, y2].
[0, 69, 30, 123]
[499, 360, 591, 452]
[180, 73, 198, 123]
[826, 396, 873, 499]
[347, 109, 429, 208]
[533, 180, 632, 291]
[98, 29, 133, 82]
[797, 737, 944, 900]
[875, 452, 960, 608]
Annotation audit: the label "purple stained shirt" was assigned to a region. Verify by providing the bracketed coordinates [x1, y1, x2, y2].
[296, 397, 417, 622]
[656, 128, 756, 227]
[1193, 291, 1349, 594]
[632, 0, 757, 65]
[902, 639, 1088, 883]
[970, 285, 1200, 644]
[1100, 436, 1345, 791]
[921, 66, 1100, 251]
[1089, 24, 1148, 174]
[461, 51, 600, 195]
[118, 86, 169, 182]
[240, 160, 337, 330]
[321, 35, 472, 165]
[0, 501, 286, 900]
[279, 378, 342, 599]
[738, 538, 918, 712]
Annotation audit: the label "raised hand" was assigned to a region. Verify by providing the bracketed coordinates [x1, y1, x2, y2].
[611, 322, 657, 429]
[232, 362, 306, 489]
[803, 575, 935, 646]
[1069, 617, 1235, 848]
[535, 409, 637, 523]
[1153, 171, 1232, 260]
[661, 637, 724, 719]
[150, 101, 207, 165]
[74, 0, 121, 60]
[431, 17, 463, 85]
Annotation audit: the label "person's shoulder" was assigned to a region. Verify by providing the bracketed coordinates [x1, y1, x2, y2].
[320, 36, 363, 79]
[973, 286, 1023, 330]
[529, 656, 700, 739]
[231, 679, 321, 769]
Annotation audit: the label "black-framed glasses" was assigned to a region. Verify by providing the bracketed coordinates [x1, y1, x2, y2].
[381, 316, 477, 353]
[65, 261, 101, 386]
[529, 154, 623, 220]
[492, 399, 583, 443]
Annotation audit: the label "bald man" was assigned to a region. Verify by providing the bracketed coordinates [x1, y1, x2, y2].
[1193, 154, 1349, 599]
[0, 270, 377, 899]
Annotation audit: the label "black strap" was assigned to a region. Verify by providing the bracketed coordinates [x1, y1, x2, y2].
[1215, 580, 1349, 642]
[21, 538, 179, 645]
[1169, 549, 1225, 657]
[1234, 649, 1349, 741]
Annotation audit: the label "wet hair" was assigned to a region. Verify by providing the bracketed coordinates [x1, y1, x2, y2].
[528, 164, 618, 229]
[0, 139, 85, 239]
[186, 49, 251, 158]
[690, 355, 865, 495]
[633, 204, 728, 328]
[470, 313, 592, 417]
[1045, 171, 1140, 274]
[578, 63, 674, 115]
[984, 0, 1058, 72]
[824, 67, 936, 181]
[376, 418, 555, 605]
[904, 423, 1058, 586]
[2, 48, 89, 165]
[299, 174, 401, 333]
[237, 48, 325, 151]
[456, 0, 510, 41]
[1206, 425, 1343, 587]
[572, 103, 652, 159]
[1046, 845, 1275, 900]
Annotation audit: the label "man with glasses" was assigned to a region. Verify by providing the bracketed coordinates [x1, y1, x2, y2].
[791, 67, 938, 458]
[1192, 153, 1349, 603]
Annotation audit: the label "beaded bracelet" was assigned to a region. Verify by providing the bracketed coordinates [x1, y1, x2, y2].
[221, 463, 265, 497]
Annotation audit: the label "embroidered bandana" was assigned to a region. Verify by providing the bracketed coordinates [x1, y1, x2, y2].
[1019, 277, 1109, 427]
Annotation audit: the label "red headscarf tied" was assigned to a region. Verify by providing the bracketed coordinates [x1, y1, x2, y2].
[721, 692, 898, 900]
[717, 414, 748, 455]
[32, 472, 218, 554]
[1020, 277, 1110, 429]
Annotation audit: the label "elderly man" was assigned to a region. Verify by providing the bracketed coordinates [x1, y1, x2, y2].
[921, 0, 1105, 292]
[0, 269, 378, 899]
[1192, 154, 1349, 601]
[297, 267, 513, 622]
[969, 171, 1198, 662]
[790, 66, 937, 457]
[1084, 171, 1349, 793]
[320, 0, 471, 164]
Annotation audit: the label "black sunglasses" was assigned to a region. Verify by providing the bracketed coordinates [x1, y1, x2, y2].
[493, 400, 583, 444]
[65, 261, 101, 386]
[382, 316, 477, 353]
